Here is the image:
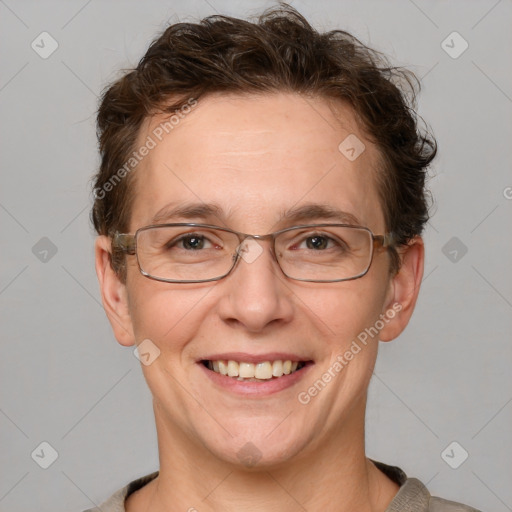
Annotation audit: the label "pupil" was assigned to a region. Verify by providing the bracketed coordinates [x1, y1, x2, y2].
[184, 236, 203, 249]
[307, 236, 327, 250]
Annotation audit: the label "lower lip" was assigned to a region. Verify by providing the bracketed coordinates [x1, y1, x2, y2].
[198, 362, 314, 396]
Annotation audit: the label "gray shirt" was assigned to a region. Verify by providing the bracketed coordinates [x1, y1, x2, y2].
[83, 461, 482, 512]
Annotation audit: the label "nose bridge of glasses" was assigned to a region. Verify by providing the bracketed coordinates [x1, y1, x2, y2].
[234, 232, 277, 266]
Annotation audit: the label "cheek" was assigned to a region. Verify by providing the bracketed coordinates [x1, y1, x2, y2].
[297, 278, 388, 349]
[126, 271, 211, 349]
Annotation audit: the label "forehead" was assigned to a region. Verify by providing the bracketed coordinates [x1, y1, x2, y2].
[130, 92, 385, 232]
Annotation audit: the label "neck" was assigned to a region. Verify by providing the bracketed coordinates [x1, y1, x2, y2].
[126, 400, 399, 512]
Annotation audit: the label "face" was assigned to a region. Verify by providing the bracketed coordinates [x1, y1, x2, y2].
[97, 92, 420, 470]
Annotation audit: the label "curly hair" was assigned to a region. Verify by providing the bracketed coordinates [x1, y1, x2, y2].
[91, 4, 437, 280]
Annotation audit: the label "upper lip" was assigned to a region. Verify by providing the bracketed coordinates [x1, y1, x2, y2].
[199, 352, 313, 364]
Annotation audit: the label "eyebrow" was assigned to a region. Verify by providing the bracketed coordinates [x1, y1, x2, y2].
[150, 202, 224, 224]
[281, 203, 362, 226]
[149, 201, 361, 227]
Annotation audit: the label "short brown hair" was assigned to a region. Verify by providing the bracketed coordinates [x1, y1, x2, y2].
[91, 4, 437, 279]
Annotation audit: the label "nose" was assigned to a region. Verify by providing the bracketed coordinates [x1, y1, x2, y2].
[216, 238, 294, 332]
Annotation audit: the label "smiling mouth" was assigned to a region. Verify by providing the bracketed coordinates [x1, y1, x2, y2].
[201, 359, 312, 381]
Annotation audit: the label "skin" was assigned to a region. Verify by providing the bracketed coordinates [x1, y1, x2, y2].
[95, 92, 424, 512]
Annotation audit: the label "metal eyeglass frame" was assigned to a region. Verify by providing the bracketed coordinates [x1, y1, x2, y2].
[112, 223, 396, 284]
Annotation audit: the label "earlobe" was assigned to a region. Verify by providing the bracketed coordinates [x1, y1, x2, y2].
[379, 236, 424, 342]
[95, 235, 136, 347]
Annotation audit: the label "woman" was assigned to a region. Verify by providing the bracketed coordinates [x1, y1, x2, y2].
[88, 5, 480, 511]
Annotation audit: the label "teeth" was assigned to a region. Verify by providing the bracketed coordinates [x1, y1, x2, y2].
[206, 359, 305, 380]
[272, 360, 283, 377]
[255, 362, 272, 379]
[218, 360, 228, 375]
[239, 362, 255, 378]
[227, 360, 238, 377]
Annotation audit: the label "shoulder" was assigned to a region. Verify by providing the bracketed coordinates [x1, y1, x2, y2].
[372, 461, 482, 512]
[81, 471, 159, 512]
[387, 477, 483, 512]
[82, 486, 126, 512]
[429, 496, 482, 512]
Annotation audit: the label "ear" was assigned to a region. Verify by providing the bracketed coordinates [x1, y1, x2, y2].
[95, 235, 136, 347]
[379, 236, 424, 342]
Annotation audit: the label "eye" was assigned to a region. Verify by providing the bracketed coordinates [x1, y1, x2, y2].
[285, 229, 350, 254]
[304, 235, 330, 250]
[167, 233, 215, 251]
[182, 235, 206, 250]
[297, 234, 341, 251]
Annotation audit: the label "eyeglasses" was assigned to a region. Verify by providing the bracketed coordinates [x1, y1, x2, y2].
[112, 223, 395, 284]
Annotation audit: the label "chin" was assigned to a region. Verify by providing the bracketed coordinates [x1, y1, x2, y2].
[199, 421, 311, 470]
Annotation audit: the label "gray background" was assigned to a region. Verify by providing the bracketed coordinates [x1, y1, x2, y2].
[1, 0, 511, 511]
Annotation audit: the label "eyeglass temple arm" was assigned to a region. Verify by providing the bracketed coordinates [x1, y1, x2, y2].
[373, 232, 395, 249]
[112, 233, 136, 255]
